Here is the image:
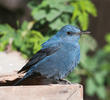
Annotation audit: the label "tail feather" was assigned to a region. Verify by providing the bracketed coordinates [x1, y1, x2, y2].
[14, 70, 33, 86]
[14, 77, 26, 86]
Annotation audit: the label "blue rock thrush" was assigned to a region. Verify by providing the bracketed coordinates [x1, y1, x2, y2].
[14, 25, 89, 85]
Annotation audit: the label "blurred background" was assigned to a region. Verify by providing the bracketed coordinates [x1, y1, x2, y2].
[0, 0, 110, 100]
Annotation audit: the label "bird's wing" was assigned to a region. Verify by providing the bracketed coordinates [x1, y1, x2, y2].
[18, 45, 60, 73]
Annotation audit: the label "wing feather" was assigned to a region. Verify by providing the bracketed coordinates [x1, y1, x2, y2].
[18, 46, 59, 73]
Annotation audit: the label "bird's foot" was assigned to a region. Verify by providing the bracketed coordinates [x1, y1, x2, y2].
[57, 79, 71, 85]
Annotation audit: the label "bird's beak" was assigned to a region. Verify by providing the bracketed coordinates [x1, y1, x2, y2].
[79, 31, 91, 35]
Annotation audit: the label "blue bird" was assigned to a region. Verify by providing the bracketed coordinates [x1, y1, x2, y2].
[14, 25, 89, 85]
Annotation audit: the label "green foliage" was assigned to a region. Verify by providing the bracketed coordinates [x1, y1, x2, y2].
[0, 24, 15, 51]
[29, 0, 74, 30]
[0, 21, 49, 58]
[104, 33, 110, 53]
[71, 0, 97, 30]
[29, 0, 97, 31]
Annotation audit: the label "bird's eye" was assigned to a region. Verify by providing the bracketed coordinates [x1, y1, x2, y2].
[67, 32, 71, 35]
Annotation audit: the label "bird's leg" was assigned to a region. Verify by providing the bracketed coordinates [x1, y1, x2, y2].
[57, 79, 71, 84]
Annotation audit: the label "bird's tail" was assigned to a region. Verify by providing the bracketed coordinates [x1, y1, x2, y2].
[14, 77, 26, 86]
[13, 70, 33, 86]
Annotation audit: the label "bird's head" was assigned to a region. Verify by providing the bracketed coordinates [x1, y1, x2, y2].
[56, 25, 90, 42]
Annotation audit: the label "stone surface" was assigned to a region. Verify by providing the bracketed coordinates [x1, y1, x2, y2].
[0, 84, 83, 100]
[0, 51, 26, 75]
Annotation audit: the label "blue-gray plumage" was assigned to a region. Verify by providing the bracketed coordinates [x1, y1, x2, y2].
[14, 25, 89, 85]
